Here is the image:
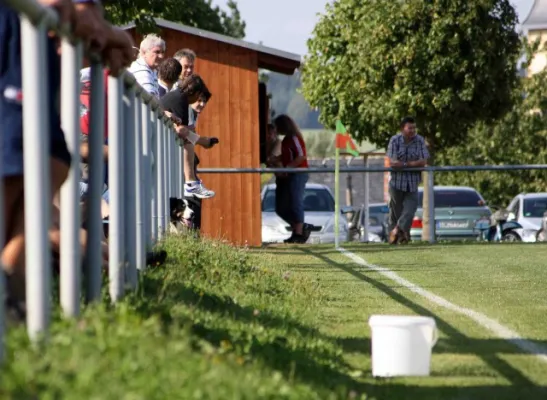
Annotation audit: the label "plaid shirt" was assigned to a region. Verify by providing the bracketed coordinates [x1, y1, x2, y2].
[387, 133, 429, 192]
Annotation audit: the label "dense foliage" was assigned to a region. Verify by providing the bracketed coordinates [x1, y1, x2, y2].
[105, 0, 246, 38]
[302, 0, 522, 153]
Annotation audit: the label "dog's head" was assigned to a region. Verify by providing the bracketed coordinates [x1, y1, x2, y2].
[170, 197, 194, 226]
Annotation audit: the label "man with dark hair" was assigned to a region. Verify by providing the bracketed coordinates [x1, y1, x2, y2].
[386, 116, 429, 244]
[173, 48, 196, 79]
[158, 57, 182, 97]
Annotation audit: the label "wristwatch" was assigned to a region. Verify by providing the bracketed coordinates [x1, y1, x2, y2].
[403, 162, 407, 168]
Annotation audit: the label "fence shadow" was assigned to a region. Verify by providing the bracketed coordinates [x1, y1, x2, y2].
[298, 247, 546, 392]
[133, 270, 369, 395]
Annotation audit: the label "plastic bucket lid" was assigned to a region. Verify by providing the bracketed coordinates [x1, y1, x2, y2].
[369, 315, 435, 328]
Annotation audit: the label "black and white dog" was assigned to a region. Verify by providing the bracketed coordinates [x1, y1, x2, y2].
[169, 197, 195, 232]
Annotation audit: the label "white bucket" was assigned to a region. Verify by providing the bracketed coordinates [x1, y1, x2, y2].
[368, 315, 438, 377]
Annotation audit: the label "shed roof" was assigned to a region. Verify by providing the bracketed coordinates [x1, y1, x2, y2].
[121, 18, 301, 75]
[522, 0, 547, 30]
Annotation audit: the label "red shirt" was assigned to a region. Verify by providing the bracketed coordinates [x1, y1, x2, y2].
[80, 68, 109, 138]
[281, 134, 309, 168]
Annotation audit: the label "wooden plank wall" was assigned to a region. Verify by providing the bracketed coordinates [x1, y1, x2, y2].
[129, 28, 262, 246]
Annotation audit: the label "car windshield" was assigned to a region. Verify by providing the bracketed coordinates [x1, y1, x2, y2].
[523, 198, 547, 218]
[262, 187, 335, 212]
[369, 205, 388, 214]
[418, 190, 483, 208]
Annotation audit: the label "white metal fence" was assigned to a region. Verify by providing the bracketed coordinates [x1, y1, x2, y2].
[1, 0, 183, 359]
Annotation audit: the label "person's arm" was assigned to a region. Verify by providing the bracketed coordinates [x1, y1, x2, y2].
[407, 138, 430, 167]
[386, 136, 400, 167]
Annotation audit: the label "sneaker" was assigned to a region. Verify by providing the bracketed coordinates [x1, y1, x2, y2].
[184, 181, 215, 199]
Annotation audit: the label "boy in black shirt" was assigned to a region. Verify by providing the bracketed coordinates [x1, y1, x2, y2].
[161, 74, 214, 199]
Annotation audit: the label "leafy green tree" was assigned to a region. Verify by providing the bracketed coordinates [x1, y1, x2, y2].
[302, 0, 521, 238]
[105, 0, 246, 38]
[437, 69, 547, 206]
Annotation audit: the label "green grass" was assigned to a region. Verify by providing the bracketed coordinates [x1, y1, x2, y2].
[2, 239, 547, 399]
[259, 242, 547, 399]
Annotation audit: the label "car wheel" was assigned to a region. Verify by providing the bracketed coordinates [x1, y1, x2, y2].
[502, 232, 521, 242]
[537, 229, 546, 242]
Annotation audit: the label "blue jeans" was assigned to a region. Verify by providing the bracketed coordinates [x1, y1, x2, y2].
[275, 177, 293, 225]
[288, 172, 308, 224]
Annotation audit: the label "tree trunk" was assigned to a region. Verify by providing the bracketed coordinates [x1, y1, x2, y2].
[421, 137, 435, 241]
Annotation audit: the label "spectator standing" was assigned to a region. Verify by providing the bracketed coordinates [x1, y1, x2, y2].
[274, 115, 311, 244]
[173, 48, 196, 80]
[128, 34, 165, 98]
[386, 116, 429, 244]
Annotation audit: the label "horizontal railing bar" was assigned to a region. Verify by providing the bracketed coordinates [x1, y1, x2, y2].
[197, 164, 547, 174]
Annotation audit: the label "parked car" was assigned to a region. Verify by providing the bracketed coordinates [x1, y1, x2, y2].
[506, 193, 547, 242]
[410, 186, 491, 241]
[261, 183, 348, 244]
[344, 203, 388, 242]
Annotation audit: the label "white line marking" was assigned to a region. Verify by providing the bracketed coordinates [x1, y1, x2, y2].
[337, 247, 547, 363]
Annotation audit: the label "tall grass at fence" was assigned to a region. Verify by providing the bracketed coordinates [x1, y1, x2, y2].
[0, 235, 354, 399]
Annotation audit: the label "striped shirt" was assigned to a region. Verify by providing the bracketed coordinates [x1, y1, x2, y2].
[128, 58, 159, 98]
[387, 133, 429, 192]
[281, 134, 309, 168]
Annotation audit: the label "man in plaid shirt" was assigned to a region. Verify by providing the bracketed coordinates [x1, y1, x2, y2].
[386, 117, 430, 244]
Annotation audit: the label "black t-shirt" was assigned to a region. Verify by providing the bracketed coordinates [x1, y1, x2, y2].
[160, 89, 190, 124]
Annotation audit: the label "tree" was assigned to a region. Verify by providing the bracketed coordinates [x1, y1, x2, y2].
[302, 0, 521, 239]
[105, 0, 246, 38]
[437, 64, 547, 207]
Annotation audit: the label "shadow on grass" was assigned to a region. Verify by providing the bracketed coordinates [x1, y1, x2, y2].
[133, 270, 368, 395]
[364, 384, 547, 400]
[299, 247, 545, 391]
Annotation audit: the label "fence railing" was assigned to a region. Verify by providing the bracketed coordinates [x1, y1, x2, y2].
[2, 0, 182, 359]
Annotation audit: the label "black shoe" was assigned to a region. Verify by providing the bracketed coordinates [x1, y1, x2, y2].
[284, 234, 296, 244]
[293, 234, 309, 244]
[146, 250, 167, 267]
[302, 223, 313, 242]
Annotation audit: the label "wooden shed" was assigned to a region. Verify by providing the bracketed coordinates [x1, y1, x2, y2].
[122, 19, 301, 246]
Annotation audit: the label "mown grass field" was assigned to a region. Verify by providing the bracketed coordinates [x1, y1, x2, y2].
[1, 238, 546, 399]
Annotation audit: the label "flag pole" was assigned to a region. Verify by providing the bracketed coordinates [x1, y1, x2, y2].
[334, 146, 340, 249]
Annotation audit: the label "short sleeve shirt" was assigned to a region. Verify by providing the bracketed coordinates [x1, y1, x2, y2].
[387, 133, 429, 192]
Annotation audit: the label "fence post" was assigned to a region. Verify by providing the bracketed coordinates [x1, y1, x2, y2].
[142, 102, 153, 248]
[60, 39, 82, 317]
[124, 87, 137, 289]
[151, 111, 159, 241]
[21, 16, 51, 340]
[135, 96, 146, 271]
[178, 141, 184, 198]
[427, 169, 436, 244]
[163, 122, 170, 229]
[362, 154, 370, 242]
[108, 76, 125, 302]
[84, 62, 105, 303]
[156, 117, 166, 237]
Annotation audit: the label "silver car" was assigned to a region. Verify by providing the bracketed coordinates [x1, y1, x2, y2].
[261, 183, 348, 244]
[410, 186, 491, 241]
